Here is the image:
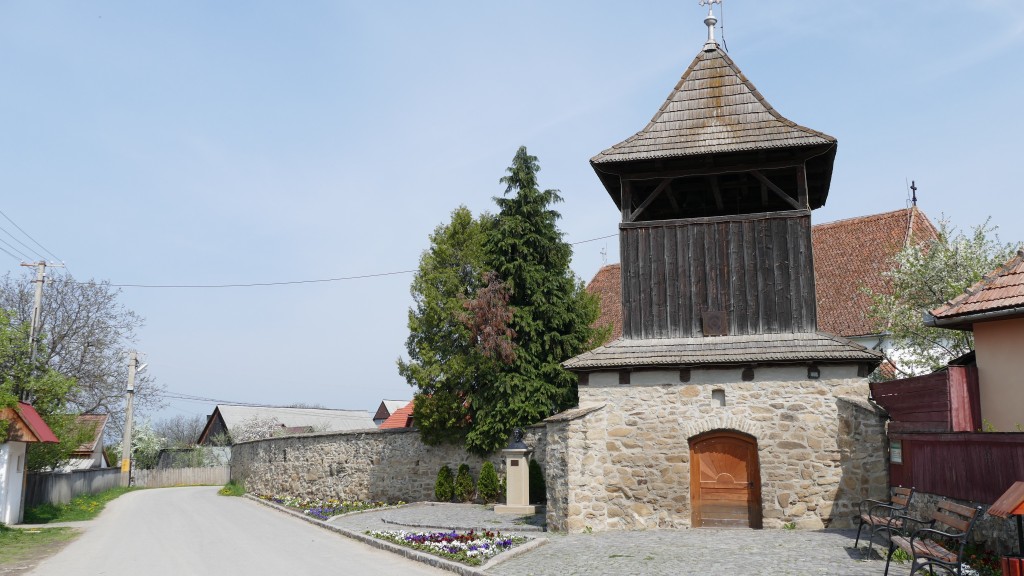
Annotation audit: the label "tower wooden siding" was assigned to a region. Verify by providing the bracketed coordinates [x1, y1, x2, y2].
[619, 210, 816, 339]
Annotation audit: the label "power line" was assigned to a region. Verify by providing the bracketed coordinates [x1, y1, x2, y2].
[0, 236, 33, 261]
[0, 224, 47, 261]
[103, 269, 418, 289]
[0, 207, 62, 262]
[76, 233, 620, 289]
[0, 244, 21, 262]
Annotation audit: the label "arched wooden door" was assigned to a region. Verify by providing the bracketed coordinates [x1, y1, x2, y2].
[689, 431, 762, 528]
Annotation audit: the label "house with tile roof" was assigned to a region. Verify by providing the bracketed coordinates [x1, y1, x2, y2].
[925, 248, 1024, 431]
[60, 413, 110, 471]
[586, 206, 939, 375]
[373, 399, 411, 427]
[378, 400, 415, 430]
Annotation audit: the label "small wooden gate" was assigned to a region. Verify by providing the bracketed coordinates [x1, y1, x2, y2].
[689, 431, 762, 528]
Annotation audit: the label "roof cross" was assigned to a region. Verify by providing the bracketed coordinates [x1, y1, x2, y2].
[699, 0, 722, 50]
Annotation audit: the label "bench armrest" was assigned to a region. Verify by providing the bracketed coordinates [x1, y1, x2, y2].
[868, 502, 905, 517]
[879, 514, 933, 537]
[858, 498, 889, 515]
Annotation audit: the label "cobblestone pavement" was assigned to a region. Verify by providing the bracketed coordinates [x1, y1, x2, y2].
[330, 503, 905, 576]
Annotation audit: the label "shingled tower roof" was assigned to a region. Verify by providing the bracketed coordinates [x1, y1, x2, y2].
[591, 47, 836, 165]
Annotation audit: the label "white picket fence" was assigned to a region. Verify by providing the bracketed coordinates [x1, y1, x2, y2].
[133, 466, 230, 488]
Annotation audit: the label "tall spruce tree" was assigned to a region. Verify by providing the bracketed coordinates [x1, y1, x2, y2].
[400, 148, 601, 454]
[464, 146, 600, 454]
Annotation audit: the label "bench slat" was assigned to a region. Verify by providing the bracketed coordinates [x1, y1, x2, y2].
[932, 511, 970, 533]
[940, 500, 980, 519]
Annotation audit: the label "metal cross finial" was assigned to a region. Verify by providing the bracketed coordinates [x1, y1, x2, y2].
[910, 181, 918, 207]
[700, 0, 721, 50]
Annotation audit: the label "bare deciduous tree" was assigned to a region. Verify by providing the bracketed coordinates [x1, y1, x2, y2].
[154, 414, 207, 448]
[0, 272, 165, 434]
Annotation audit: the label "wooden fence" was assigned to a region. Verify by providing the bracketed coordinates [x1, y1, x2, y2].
[870, 365, 980, 433]
[25, 467, 122, 508]
[889, 432, 1024, 504]
[133, 466, 230, 488]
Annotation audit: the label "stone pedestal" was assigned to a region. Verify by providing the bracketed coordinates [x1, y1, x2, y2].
[495, 447, 536, 515]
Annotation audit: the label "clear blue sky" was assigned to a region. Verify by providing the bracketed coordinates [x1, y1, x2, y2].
[2, 1, 1022, 423]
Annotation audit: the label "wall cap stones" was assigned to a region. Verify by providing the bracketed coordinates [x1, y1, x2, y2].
[545, 404, 606, 423]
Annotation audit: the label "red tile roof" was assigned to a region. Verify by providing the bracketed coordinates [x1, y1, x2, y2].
[586, 208, 937, 340]
[930, 248, 1024, 327]
[587, 264, 622, 346]
[16, 402, 59, 443]
[812, 207, 937, 337]
[379, 401, 415, 429]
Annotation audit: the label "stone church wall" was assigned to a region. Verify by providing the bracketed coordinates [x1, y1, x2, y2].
[546, 364, 888, 532]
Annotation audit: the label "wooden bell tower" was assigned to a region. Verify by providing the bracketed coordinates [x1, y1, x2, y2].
[590, 7, 837, 341]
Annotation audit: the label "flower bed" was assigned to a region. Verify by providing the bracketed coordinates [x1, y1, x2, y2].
[257, 494, 399, 520]
[366, 529, 526, 566]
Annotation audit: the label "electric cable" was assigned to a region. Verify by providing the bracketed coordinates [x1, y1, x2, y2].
[0, 207, 63, 262]
[74, 233, 620, 289]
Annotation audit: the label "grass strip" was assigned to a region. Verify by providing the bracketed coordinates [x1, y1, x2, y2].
[0, 524, 78, 567]
[23, 486, 138, 524]
[218, 480, 245, 496]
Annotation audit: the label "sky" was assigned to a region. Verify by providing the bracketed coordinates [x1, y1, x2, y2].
[1, 1, 1022, 425]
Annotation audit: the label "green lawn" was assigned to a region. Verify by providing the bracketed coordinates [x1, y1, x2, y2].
[23, 486, 138, 524]
[0, 524, 78, 568]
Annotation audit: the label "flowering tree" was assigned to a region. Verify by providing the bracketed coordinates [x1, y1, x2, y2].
[231, 415, 282, 443]
[867, 218, 1019, 377]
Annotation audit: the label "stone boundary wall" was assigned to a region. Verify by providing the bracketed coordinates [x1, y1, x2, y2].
[230, 426, 546, 503]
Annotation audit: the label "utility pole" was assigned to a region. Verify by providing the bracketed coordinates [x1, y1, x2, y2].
[120, 351, 139, 486]
[18, 261, 62, 402]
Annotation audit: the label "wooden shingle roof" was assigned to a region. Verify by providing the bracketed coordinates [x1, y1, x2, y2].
[563, 332, 882, 371]
[929, 248, 1024, 328]
[591, 46, 835, 165]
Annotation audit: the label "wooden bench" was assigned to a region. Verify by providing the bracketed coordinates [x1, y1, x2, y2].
[854, 486, 915, 557]
[882, 499, 983, 576]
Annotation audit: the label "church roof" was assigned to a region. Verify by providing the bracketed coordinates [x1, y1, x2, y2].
[591, 46, 835, 166]
[563, 331, 882, 371]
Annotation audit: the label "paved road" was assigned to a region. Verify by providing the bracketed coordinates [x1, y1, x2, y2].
[29, 486, 446, 576]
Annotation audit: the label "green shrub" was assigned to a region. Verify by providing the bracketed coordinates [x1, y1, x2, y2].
[435, 465, 454, 502]
[528, 459, 546, 504]
[478, 461, 501, 503]
[454, 464, 476, 502]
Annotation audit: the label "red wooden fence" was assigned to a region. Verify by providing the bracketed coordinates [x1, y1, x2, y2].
[870, 365, 981, 433]
[890, 432, 1024, 504]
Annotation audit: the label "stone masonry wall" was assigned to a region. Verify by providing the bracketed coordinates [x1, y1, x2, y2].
[231, 426, 546, 503]
[547, 364, 889, 533]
